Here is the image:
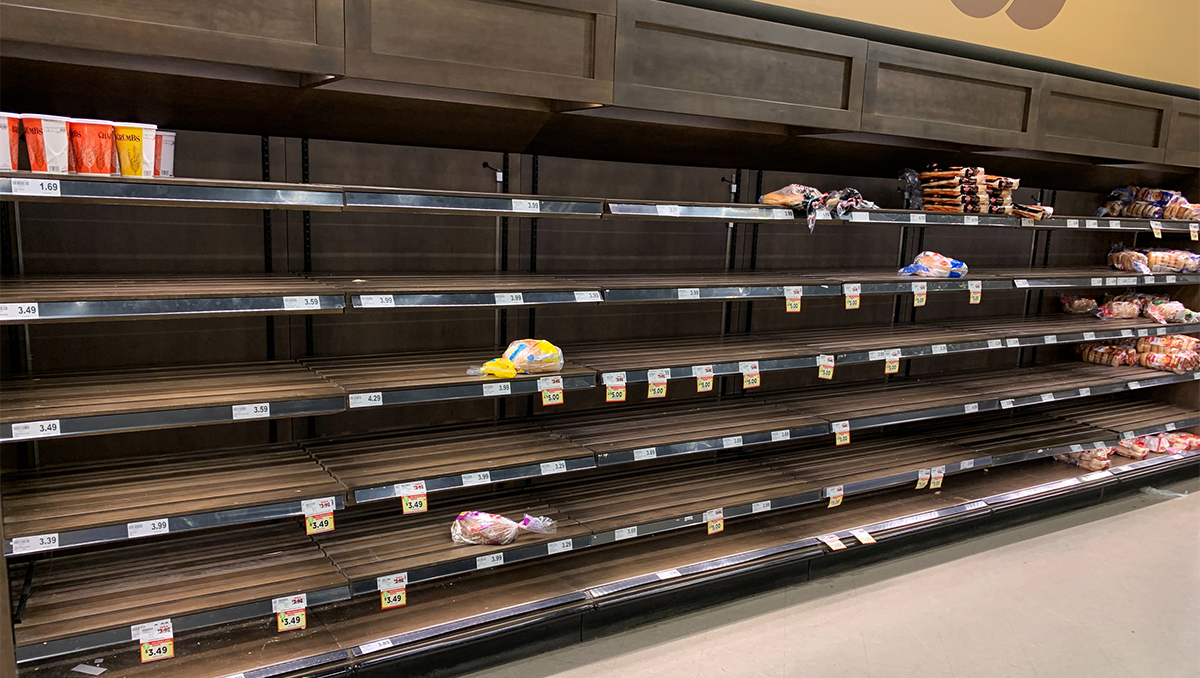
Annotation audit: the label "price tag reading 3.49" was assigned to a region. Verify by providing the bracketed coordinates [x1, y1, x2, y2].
[379, 573, 408, 610]
[396, 481, 428, 514]
[273, 594, 307, 632]
[302, 497, 336, 535]
[134, 619, 174, 664]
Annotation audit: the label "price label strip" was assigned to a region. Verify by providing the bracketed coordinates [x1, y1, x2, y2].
[302, 497, 336, 535]
[694, 365, 714, 393]
[134, 620, 174, 664]
[818, 354, 835, 380]
[740, 361, 760, 389]
[283, 296, 321, 310]
[273, 594, 307, 632]
[850, 528, 876, 545]
[127, 518, 170, 539]
[968, 280, 982, 305]
[705, 508, 724, 535]
[396, 481, 428, 514]
[930, 465, 946, 490]
[11, 177, 61, 196]
[912, 282, 927, 307]
[818, 534, 847, 551]
[826, 485, 844, 508]
[232, 402, 271, 420]
[843, 283, 861, 310]
[10, 419, 61, 440]
[539, 376, 564, 406]
[0, 302, 40, 320]
[603, 372, 627, 403]
[832, 420, 850, 446]
[784, 286, 803, 313]
[378, 573, 408, 610]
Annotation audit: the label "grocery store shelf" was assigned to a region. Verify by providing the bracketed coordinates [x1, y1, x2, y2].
[1, 443, 345, 555]
[566, 272, 842, 302]
[0, 275, 344, 323]
[1036, 215, 1199, 232]
[605, 200, 794, 222]
[0, 171, 342, 211]
[343, 187, 602, 218]
[837, 209, 1025, 228]
[1038, 398, 1200, 441]
[304, 352, 594, 408]
[982, 267, 1200, 289]
[307, 423, 595, 505]
[12, 524, 350, 662]
[317, 273, 603, 309]
[0, 362, 346, 442]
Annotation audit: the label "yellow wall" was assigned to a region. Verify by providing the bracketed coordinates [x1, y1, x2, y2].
[751, 0, 1199, 89]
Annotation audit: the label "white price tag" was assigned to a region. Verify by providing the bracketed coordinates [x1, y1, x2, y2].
[1083, 332, 1096, 341]
[540, 460, 568, 475]
[1090, 278, 1103, 286]
[11, 533, 59, 555]
[537, 376, 563, 391]
[377, 573, 408, 591]
[1156, 327, 1167, 335]
[10, 419, 61, 440]
[1165, 275, 1177, 283]
[1145, 276, 1156, 284]
[283, 296, 320, 310]
[911, 282, 927, 295]
[656, 569, 682, 580]
[1040, 393, 1055, 402]
[1121, 329, 1134, 338]
[482, 382, 512, 397]
[614, 526, 637, 541]
[1005, 338, 1020, 348]
[868, 350, 886, 361]
[704, 508, 724, 522]
[738, 361, 759, 375]
[1085, 219, 1099, 229]
[850, 211, 869, 222]
[1192, 223, 1200, 240]
[10, 177, 61, 196]
[1070, 444, 1084, 453]
[602, 372, 626, 386]
[1137, 329, 1149, 337]
[1078, 387, 1091, 397]
[1021, 218, 1034, 227]
[963, 215, 979, 225]
[909, 213, 927, 224]
[1106, 278, 1118, 286]
[462, 471, 492, 486]
[272, 594, 307, 614]
[70, 665, 107, 676]
[1165, 422, 1177, 432]
[655, 204, 681, 217]
[931, 344, 948, 354]
[964, 403, 979, 414]
[842, 283, 862, 297]
[359, 294, 395, 308]
[349, 392, 384, 408]
[1109, 220, 1122, 229]
[832, 421, 850, 434]
[722, 436, 744, 449]
[960, 459, 974, 469]
[693, 365, 714, 378]
[1043, 335, 1057, 344]
[1014, 279, 1029, 288]
[133, 619, 173, 643]
[476, 553, 505, 569]
[495, 292, 524, 305]
[232, 403, 270, 420]
[301, 497, 336, 516]
[547, 539, 573, 554]
[1128, 381, 1142, 390]
[1066, 219, 1080, 228]
[0, 302, 40, 319]
[511, 199, 541, 213]
[633, 448, 657, 461]
[126, 519, 170, 539]
[771, 209, 792, 220]
[771, 429, 791, 442]
[395, 481, 426, 497]
[677, 288, 701, 300]
[647, 368, 671, 382]
[987, 340, 1003, 349]
[752, 500, 772, 513]
[573, 290, 602, 302]
[816, 208, 832, 220]
[784, 286, 804, 300]
[1121, 431, 1135, 440]
[1117, 277, 1138, 286]
[1001, 399, 1015, 409]
[359, 639, 394, 655]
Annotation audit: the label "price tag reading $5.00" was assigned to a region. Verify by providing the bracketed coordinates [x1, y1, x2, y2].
[843, 283, 862, 310]
[693, 365, 714, 393]
[784, 286, 803, 313]
[705, 508, 724, 535]
[739, 361, 760, 389]
[603, 372, 626, 403]
[818, 354, 835, 380]
[647, 369, 669, 399]
[826, 485, 844, 508]
[538, 375, 564, 407]
[912, 282, 927, 307]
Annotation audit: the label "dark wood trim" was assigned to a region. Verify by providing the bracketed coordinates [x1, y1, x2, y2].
[343, 0, 616, 105]
[613, 0, 865, 130]
[860, 42, 1042, 150]
[1036, 74, 1172, 164]
[1164, 97, 1200, 168]
[0, 2, 344, 75]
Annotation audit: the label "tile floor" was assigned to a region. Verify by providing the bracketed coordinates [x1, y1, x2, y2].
[462, 476, 1200, 678]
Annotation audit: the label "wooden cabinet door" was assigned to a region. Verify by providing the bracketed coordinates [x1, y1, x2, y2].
[1164, 98, 1199, 168]
[344, 0, 616, 105]
[0, 0, 344, 74]
[1036, 74, 1172, 164]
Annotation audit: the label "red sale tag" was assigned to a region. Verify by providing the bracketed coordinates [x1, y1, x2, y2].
[705, 508, 724, 535]
[843, 283, 861, 310]
[968, 280, 982, 305]
[818, 534, 847, 550]
[826, 485, 844, 508]
[832, 420, 850, 446]
[647, 369, 669, 399]
[916, 468, 931, 490]
[912, 282, 927, 307]
[818, 354, 835, 380]
[785, 286, 803, 313]
[850, 528, 876, 545]
[740, 361, 760, 389]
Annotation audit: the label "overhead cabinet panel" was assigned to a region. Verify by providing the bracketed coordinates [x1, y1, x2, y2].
[1164, 97, 1200, 168]
[613, 0, 866, 129]
[1037, 75, 1171, 163]
[861, 43, 1041, 149]
[0, 0, 345, 74]
[344, 0, 616, 104]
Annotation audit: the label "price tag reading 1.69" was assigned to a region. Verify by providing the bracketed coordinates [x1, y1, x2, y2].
[10, 177, 61, 196]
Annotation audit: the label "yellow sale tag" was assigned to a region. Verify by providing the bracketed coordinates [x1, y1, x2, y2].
[843, 283, 861, 310]
[916, 469, 931, 490]
[648, 382, 667, 399]
[912, 282, 927, 307]
[696, 376, 713, 392]
[914, 292, 927, 307]
[969, 290, 981, 304]
[381, 588, 407, 610]
[305, 512, 334, 535]
[707, 518, 724, 535]
[832, 421, 850, 446]
[818, 534, 847, 550]
[968, 281, 982, 305]
[845, 295, 860, 310]
[850, 528, 876, 545]
[817, 354, 835, 380]
[885, 358, 899, 374]
[606, 385, 626, 402]
[835, 430, 850, 446]
[743, 372, 760, 389]
[1191, 223, 1199, 241]
[827, 485, 843, 508]
[402, 494, 428, 514]
[277, 609, 306, 632]
[140, 639, 174, 663]
[786, 298, 802, 313]
[541, 388, 564, 406]
[1150, 221, 1162, 238]
[930, 466, 945, 489]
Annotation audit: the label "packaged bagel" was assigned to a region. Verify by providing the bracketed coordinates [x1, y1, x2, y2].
[1107, 246, 1150, 274]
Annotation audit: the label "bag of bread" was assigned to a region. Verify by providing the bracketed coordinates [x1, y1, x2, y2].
[1164, 432, 1200, 452]
[1107, 246, 1151, 274]
[1054, 447, 1112, 472]
[1144, 301, 1190, 324]
[898, 251, 968, 278]
[450, 511, 557, 545]
[1138, 349, 1200, 373]
[1060, 295, 1098, 315]
[760, 184, 822, 207]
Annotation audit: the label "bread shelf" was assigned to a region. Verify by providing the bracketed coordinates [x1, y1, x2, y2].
[343, 187, 602, 218]
[319, 273, 604, 309]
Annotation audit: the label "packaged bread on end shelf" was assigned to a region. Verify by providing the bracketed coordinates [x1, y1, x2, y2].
[450, 511, 557, 545]
[469, 339, 564, 379]
[1054, 447, 1112, 472]
[898, 251, 968, 278]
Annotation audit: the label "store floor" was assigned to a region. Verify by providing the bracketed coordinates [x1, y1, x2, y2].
[463, 476, 1200, 678]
